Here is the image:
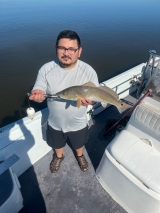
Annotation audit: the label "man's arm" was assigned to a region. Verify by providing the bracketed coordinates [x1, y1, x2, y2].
[29, 65, 47, 103]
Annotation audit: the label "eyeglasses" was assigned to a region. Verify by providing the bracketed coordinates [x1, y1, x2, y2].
[57, 46, 79, 55]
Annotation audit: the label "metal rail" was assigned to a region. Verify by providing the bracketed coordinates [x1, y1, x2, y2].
[136, 50, 160, 98]
[101, 72, 142, 89]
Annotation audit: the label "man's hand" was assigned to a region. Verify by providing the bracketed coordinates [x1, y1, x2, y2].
[80, 98, 95, 106]
[29, 90, 45, 103]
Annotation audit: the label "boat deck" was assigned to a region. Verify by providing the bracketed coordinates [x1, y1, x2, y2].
[19, 94, 137, 213]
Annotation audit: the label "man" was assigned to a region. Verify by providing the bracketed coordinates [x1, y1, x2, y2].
[29, 30, 99, 173]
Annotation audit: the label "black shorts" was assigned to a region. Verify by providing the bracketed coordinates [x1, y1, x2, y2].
[46, 124, 89, 150]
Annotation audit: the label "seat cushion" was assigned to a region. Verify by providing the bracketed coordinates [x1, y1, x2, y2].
[108, 130, 160, 194]
[134, 103, 160, 136]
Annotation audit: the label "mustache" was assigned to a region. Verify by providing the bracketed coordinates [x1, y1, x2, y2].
[61, 56, 71, 59]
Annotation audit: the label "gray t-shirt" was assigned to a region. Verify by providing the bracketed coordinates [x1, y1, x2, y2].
[33, 59, 99, 132]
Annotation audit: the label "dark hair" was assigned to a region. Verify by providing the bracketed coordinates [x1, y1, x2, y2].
[56, 30, 81, 48]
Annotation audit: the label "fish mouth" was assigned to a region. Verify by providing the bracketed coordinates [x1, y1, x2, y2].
[55, 94, 60, 99]
[46, 94, 60, 99]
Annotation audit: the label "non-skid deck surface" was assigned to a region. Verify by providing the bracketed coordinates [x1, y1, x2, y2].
[19, 94, 137, 213]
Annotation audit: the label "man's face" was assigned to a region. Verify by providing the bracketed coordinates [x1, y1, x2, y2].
[56, 38, 82, 69]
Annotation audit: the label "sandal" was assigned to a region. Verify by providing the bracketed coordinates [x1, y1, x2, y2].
[77, 154, 88, 172]
[50, 155, 64, 173]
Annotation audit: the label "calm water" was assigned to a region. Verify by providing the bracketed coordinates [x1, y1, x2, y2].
[0, 0, 160, 127]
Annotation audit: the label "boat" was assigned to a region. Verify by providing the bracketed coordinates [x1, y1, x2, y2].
[0, 50, 160, 213]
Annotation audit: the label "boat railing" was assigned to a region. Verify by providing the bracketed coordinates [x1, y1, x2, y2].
[136, 50, 160, 98]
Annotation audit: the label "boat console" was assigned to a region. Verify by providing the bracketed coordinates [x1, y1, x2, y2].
[96, 51, 160, 213]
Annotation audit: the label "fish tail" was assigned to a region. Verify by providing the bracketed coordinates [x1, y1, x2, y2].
[116, 102, 131, 113]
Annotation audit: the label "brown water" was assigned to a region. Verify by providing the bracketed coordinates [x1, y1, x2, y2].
[0, 0, 160, 127]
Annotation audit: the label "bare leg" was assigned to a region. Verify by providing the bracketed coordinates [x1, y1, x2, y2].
[76, 147, 83, 156]
[55, 147, 64, 158]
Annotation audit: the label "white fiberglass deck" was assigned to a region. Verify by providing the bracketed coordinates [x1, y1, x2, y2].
[18, 94, 137, 213]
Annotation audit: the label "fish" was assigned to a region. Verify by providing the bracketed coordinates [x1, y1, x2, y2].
[57, 82, 131, 113]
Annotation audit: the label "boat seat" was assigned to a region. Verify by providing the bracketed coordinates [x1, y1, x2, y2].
[108, 130, 160, 194]
[0, 161, 13, 206]
[125, 100, 160, 152]
[0, 156, 23, 213]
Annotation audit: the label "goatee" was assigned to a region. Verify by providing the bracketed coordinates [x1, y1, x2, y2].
[59, 62, 71, 67]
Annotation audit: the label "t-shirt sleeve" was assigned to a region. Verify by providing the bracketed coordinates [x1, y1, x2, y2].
[90, 70, 99, 87]
[32, 65, 47, 92]
[87, 65, 99, 87]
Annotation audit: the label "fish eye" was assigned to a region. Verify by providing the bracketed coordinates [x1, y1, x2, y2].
[121, 103, 123, 106]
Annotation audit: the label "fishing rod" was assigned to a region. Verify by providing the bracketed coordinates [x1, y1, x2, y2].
[103, 89, 153, 136]
[26, 93, 59, 119]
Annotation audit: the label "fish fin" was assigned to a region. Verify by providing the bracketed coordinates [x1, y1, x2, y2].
[99, 86, 119, 100]
[116, 102, 132, 113]
[82, 82, 96, 87]
[101, 102, 108, 108]
[77, 97, 81, 108]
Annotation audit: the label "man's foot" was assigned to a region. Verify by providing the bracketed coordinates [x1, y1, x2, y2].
[77, 154, 88, 172]
[50, 155, 64, 173]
